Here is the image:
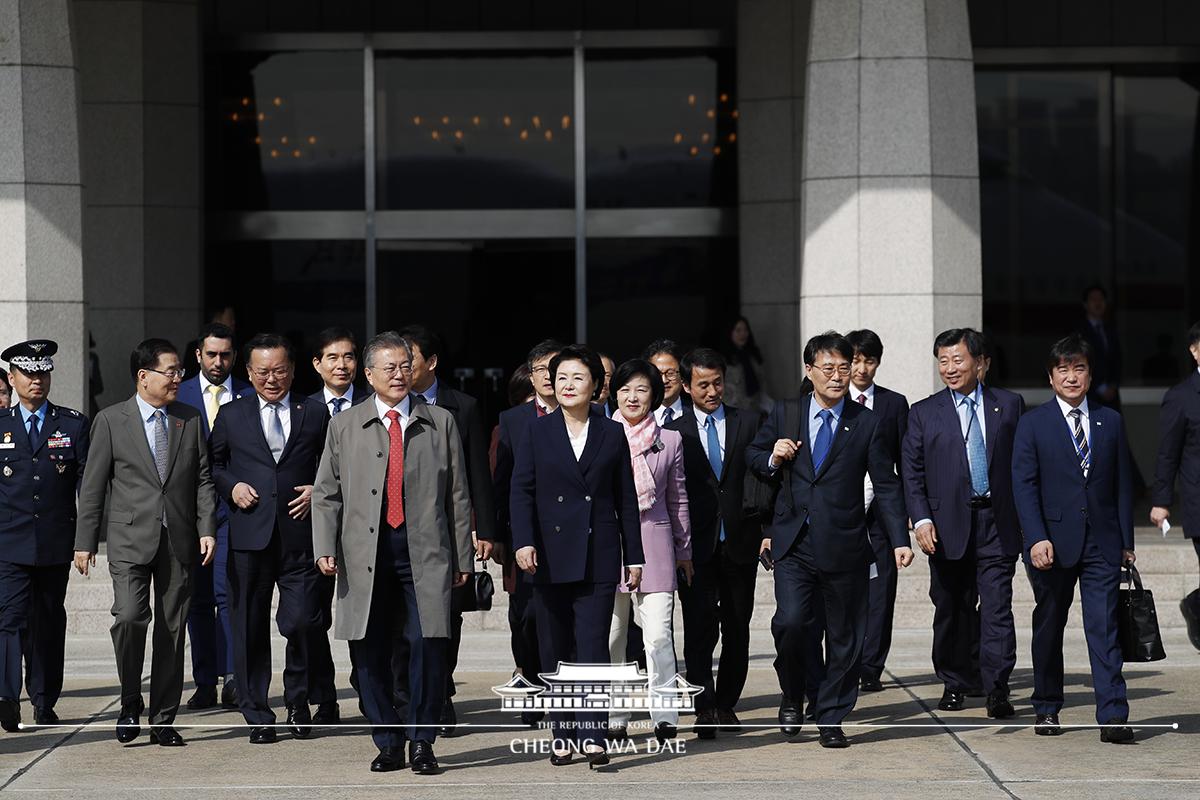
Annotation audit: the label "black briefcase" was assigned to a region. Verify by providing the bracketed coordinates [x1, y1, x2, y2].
[454, 561, 495, 613]
[1118, 564, 1166, 662]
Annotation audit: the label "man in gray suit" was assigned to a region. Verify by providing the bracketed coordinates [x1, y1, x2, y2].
[312, 331, 472, 775]
[75, 339, 217, 747]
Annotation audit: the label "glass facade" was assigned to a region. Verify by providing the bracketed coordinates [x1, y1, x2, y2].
[977, 68, 1200, 386]
[206, 34, 737, 418]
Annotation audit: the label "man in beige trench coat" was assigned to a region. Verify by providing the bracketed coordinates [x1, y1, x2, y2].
[312, 331, 472, 776]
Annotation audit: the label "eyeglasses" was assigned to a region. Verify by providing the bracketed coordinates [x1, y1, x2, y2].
[658, 369, 680, 381]
[530, 365, 550, 376]
[146, 367, 185, 380]
[369, 363, 412, 378]
[812, 364, 851, 378]
[250, 367, 291, 380]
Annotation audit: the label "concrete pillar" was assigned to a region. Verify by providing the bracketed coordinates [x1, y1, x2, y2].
[76, 0, 202, 409]
[737, 0, 811, 399]
[800, 0, 981, 402]
[0, 0, 87, 410]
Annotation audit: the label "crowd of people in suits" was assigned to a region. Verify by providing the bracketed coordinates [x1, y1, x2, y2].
[0, 307, 1199, 775]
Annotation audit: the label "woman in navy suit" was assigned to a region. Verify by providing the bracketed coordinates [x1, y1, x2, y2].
[511, 345, 644, 768]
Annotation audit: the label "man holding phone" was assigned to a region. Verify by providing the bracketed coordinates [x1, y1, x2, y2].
[748, 332, 912, 748]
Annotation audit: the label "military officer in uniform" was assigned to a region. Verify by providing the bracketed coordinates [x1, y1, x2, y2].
[0, 340, 89, 731]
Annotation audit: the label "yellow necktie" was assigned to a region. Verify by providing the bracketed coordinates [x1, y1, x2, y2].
[206, 384, 224, 429]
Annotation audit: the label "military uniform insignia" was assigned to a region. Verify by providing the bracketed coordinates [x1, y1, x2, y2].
[2, 466, 11, 477]
[2, 432, 9, 444]
[56, 463, 66, 474]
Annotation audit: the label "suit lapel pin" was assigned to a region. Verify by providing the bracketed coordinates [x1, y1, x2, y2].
[175, 421, 183, 428]
[843, 426, 850, 432]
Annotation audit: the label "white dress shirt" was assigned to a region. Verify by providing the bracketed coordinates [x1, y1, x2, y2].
[694, 404, 726, 464]
[259, 393, 292, 444]
[653, 397, 685, 427]
[134, 393, 167, 455]
[200, 373, 236, 406]
[851, 384, 876, 510]
[914, 384, 988, 532]
[567, 419, 590, 460]
[376, 393, 412, 433]
[322, 384, 355, 416]
[1056, 395, 1092, 478]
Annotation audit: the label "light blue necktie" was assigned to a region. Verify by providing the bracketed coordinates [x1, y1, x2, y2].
[266, 404, 286, 463]
[706, 415, 725, 542]
[811, 409, 833, 471]
[964, 397, 989, 496]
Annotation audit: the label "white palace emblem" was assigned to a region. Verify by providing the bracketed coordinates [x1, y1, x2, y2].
[492, 662, 703, 713]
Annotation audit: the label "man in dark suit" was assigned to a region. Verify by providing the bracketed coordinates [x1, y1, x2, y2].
[748, 332, 912, 748]
[1012, 334, 1135, 743]
[176, 322, 250, 710]
[1151, 320, 1200, 649]
[75, 339, 217, 747]
[209, 333, 336, 743]
[902, 328, 1024, 717]
[665, 347, 762, 738]
[845, 329, 909, 693]
[309, 326, 369, 417]
[493, 339, 562, 726]
[400, 324, 494, 735]
[1079, 285, 1123, 412]
[0, 340, 89, 732]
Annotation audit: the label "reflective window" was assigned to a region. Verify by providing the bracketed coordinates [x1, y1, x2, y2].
[586, 238, 739, 359]
[375, 53, 574, 209]
[210, 51, 364, 210]
[978, 69, 1200, 386]
[205, 241, 366, 395]
[585, 51, 737, 208]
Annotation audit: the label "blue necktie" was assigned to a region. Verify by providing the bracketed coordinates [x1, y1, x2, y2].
[965, 397, 989, 496]
[662, 406, 675, 424]
[331, 397, 346, 416]
[27, 413, 39, 449]
[706, 415, 725, 542]
[812, 409, 833, 471]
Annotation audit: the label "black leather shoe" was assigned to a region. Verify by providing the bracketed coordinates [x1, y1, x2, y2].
[695, 708, 717, 739]
[371, 745, 405, 772]
[33, 707, 58, 726]
[312, 702, 340, 726]
[149, 726, 185, 746]
[778, 699, 802, 738]
[1180, 591, 1200, 651]
[186, 685, 217, 710]
[1034, 713, 1062, 736]
[437, 698, 458, 738]
[115, 706, 140, 743]
[860, 676, 884, 693]
[986, 692, 1015, 719]
[249, 726, 277, 744]
[220, 675, 239, 709]
[1100, 718, 1134, 743]
[938, 688, 966, 711]
[549, 750, 573, 766]
[287, 704, 312, 739]
[410, 740, 440, 774]
[584, 746, 610, 770]
[965, 686, 986, 698]
[654, 721, 678, 743]
[0, 698, 21, 733]
[520, 710, 544, 727]
[804, 700, 817, 721]
[819, 726, 849, 748]
[716, 708, 741, 732]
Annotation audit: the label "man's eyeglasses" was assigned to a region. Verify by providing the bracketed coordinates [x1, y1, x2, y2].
[370, 363, 412, 378]
[145, 367, 185, 380]
[530, 365, 550, 376]
[250, 367, 291, 381]
[658, 369, 680, 381]
[812, 364, 851, 378]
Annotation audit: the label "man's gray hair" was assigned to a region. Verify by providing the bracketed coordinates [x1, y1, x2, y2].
[362, 331, 412, 369]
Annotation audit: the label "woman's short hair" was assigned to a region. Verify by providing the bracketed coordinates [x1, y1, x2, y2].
[548, 344, 605, 401]
[611, 358, 665, 411]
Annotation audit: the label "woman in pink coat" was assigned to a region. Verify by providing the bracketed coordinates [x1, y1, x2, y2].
[607, 358, 692, 743]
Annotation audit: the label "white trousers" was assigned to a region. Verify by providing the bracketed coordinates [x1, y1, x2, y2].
[608, 590, 678, 726]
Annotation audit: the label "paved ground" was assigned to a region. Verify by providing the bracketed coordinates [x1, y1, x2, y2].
[1, 624, 1196, 800]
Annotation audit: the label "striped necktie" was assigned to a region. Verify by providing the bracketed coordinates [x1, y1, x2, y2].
[1070, 409, 1090, 477]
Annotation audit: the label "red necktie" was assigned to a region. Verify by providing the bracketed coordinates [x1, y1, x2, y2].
[385, 410, 405, 528]
[536, 402, 547, 418]
[857, 394, 868, 405]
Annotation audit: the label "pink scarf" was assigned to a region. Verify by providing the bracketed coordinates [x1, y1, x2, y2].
[619, 413, 660, 512]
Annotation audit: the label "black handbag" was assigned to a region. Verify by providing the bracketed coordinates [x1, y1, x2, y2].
[1118, 564, 1166, 662]
[454, 561, 495, 613]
